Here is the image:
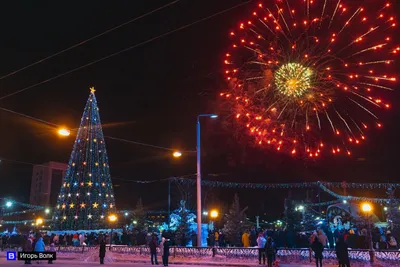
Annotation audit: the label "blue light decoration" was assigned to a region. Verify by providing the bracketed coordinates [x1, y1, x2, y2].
[52, 87, 116, 230]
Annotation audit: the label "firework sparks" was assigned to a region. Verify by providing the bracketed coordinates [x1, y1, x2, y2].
[221, 0, 397, 158]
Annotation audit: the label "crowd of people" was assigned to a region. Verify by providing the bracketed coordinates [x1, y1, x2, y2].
[0, 225, 398, 267]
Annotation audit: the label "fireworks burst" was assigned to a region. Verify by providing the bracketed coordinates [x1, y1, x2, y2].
[221, 0, 397, 158]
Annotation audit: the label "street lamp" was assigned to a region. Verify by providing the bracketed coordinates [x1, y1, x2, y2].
[6, 201, 12, 208]
[361, 203, 374, 263]
[196, 114, 218, 247]
[58, 128, 70, 137]
[210, 210, 219, 219]
[36, 218, 43, 232]
[108, 214, 117, 250]
[45, 208, 50, 214]
[173, 151, 182, 158]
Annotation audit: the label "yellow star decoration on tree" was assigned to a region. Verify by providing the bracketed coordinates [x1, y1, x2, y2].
[93, 202, 99, 208]
[90, 87, 96, 93]
[69, 203, 75, 208]
[61, 204, 66, 209]
[87, 181, 93, 187]
[80, 203, 86, 208]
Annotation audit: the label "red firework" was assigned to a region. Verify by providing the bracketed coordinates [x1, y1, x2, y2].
[221, 0, 397, 158]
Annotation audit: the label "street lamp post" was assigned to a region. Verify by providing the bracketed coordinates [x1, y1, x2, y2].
[196, 114, 218, 247]
[108, 214, 117, 251]
[36, 218, 43, 234]
[361, 203, 374, 263]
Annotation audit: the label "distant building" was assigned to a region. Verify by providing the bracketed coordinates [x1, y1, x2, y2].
[30, 161, 68, 207]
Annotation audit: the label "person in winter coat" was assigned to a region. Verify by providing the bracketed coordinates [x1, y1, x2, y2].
[72, 233, 79, 246]
[317, 229, 328, 247]
[335, 236, 350, 267]
[265, 237, 276, 267]
[34, 236, 45, 252]
[214, 231, 219, 247]
[79, 233, 85, 246]
[311, 238, 324, 267]
[149, 235, 159, 265]
[34, 236, 45, 264]
[53, 234, 59, 245]
[159, 238, 165, 259]
[242, 231, 250, 247]
[163, 239, 170, 266]
[48, 243, 56, 264]
[256, 233, 267, 264]
[22, 236, 33, 264]
[99, 238, 106, 264]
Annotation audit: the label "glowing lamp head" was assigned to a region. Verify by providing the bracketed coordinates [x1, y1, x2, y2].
[108, 214, 117, 222]
[5, 201, 12, 208]
[210, 114, 218, 119]
[36, 218, 43, 225]
[58, 128, 70, 137]
[361, 203, 372, 212]
[173, 151, 182, 158]
[45, 208, 50, 214]
[210, 210, 219, 218]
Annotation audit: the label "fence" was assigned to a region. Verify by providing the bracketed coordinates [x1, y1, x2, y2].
[107, 246, 400, 262]
[5, 245, 400, 262]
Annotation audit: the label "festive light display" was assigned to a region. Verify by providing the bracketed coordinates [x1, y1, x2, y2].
[222, 0, 397, 157]
[172, 177, 400, 191]
[319, 183, 397, 204]
[52, 88, 116, 230]
[172, 178, 400, 203]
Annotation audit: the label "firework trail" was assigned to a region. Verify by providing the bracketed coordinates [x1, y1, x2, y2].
[221, 0, 397, 158]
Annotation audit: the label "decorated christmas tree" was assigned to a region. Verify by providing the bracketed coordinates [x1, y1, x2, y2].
[133, 198, 148, 232]
[52, 88, 116, 230]
[222, 194, 252, 246]
[172, 200, 194, 246]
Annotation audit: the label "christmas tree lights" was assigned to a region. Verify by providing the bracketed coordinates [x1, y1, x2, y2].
[52, 88, 116, 230]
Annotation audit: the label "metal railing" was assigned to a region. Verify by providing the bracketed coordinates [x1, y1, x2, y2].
[4, 245, 400, 262]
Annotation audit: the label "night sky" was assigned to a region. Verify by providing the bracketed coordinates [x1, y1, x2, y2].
[0, 0, 399, 220]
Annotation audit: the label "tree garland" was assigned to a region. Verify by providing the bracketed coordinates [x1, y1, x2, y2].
[318, 183, 399, 204]
[171, 177, 400, 190]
